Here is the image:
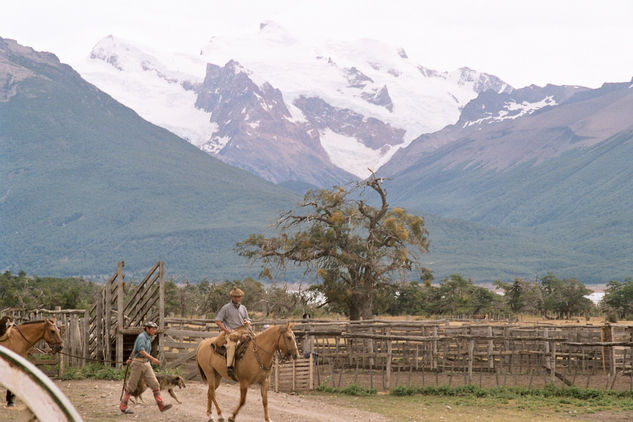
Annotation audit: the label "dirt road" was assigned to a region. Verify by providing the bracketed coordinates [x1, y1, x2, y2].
[1, 379, 391, 422]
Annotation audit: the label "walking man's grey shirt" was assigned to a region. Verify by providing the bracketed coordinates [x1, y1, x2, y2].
[215, 302, 250, 330]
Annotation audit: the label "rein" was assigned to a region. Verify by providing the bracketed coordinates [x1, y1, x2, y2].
[11, 322, 127, 364]
[251, 334, 277, 371]
[10, 324, 122, 365]
[14, 324, 60, 355]
[251, 328, 293, 371]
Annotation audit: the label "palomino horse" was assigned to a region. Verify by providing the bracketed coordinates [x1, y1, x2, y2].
[0, 318, 64, 406]
[196, 323, 299, 422]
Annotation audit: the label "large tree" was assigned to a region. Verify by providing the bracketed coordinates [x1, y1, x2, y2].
[601, 278, 633, 319]
[540, 273, 593, 319]
[235, 174, 429, 320]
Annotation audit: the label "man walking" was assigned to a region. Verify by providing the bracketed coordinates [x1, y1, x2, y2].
[215, 287, 251, 378]
[119, 321, 172, 414]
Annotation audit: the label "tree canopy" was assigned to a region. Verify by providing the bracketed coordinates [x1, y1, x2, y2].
[495, 274, 593, 319]
[601, 278, 633, 319]
[236, 174, 430, 320]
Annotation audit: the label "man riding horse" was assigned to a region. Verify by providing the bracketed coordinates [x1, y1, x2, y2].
[214, 287, 251, 379]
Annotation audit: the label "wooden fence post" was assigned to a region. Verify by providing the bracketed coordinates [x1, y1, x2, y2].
[159, 261, 165, 366]
[432, 326, 438, 370]
[82, 309, 89, 366]
[309, 353, 314, 390]
[386, 328, 392, 389]
[105, 275, 112, 364]
[468, 339, 474, 384]
[116, 261, 124, 369]
[96, 292, 103, 361]
[487, 326, 494, 370]
[551, 339, 557, 384]
[58, 309, 65, 378]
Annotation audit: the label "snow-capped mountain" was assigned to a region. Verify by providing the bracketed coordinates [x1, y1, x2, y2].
[383, 80, 633, 174]
[75, 22, 511, 186]
[457, 84, 589, 128]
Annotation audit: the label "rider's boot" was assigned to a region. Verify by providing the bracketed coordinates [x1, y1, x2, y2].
[153, 389, 172, 412]
[119, 391, 134, 414]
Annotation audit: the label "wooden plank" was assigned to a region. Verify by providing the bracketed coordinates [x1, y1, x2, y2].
[165, 350, 196, 369]
[123, 262, 160, 314]
[125, 270, 160, 315]
[160, 339, 199, 349]
[163, 329, 218, 339]
[128, 283, 160, 325]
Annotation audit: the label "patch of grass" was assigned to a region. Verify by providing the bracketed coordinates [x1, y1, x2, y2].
[315, 383, 376, 396]
[389, 383, 633, 414]
[313, 384, 633, 422]
[60, 363, 127, 381]
[392, 383, 633, 401]
[59, 363, 185, 381]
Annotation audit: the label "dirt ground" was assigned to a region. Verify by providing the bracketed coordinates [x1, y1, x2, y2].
[0, 379, 391, 422]
[2, 379, 633, 422]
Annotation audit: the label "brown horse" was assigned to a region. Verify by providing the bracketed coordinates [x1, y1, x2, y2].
[0, 318, 64, 406]
[196, 323, 298, 422]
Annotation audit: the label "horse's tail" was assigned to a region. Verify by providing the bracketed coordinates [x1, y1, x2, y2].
[196, 347, 208, 382]
[197, 361, 207, 382]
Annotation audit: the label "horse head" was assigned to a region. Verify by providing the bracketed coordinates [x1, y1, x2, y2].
[278, 322, 298, 360]
[43, 318, 64, 353]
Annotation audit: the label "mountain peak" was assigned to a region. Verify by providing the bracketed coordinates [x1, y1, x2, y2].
[89, 35, 147, 71]
[258, 20, 297, 46]
[78, 29, 510, 186]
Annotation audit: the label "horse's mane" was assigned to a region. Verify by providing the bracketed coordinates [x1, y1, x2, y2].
[18, 319, 49, 326]
[259, 324, 291, 335]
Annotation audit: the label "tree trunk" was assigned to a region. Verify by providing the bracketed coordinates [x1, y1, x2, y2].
[348, 291, 374, 321]
[360, 296, 374, 320]
[349, 303, 361, 321]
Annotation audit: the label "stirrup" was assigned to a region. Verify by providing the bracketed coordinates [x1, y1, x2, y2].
[227, 366, 238, 381]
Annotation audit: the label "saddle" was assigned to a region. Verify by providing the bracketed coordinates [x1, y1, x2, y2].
[210, 335, 252, 361]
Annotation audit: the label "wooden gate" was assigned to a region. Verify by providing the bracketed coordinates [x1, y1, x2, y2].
[86, 261, 165, 367]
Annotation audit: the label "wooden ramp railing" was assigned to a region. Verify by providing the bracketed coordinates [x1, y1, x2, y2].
[87, 261, 165, 367]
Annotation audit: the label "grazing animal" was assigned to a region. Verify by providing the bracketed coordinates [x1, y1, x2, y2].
[0, 318, 63, 407]
[196, 322, 299, 422]
[130, 373, 186, 404]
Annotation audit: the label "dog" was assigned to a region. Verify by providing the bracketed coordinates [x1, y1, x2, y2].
[129, 373, 186, 405]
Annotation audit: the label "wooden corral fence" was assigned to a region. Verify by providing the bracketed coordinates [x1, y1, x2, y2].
[158, 318, 633, 392]
[5, 262, 633, 393]
[285, 320, 633, 392]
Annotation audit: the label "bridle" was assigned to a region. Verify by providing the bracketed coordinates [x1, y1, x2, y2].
[13, 322, 63, 354]
[251, 328, 296, 371]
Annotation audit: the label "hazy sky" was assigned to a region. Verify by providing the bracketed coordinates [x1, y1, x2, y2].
[2, 0, 631, 89]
